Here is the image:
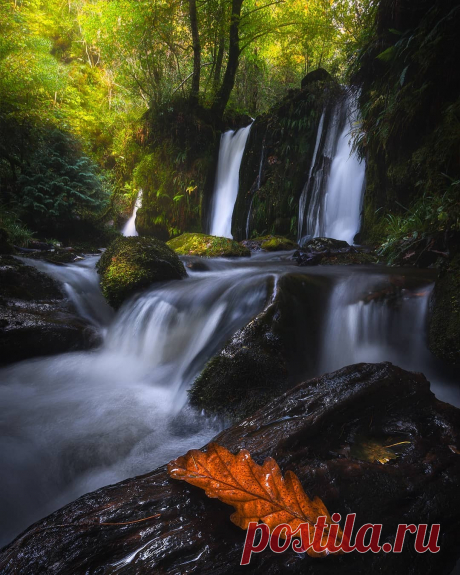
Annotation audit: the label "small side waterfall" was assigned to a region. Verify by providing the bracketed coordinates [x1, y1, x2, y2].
[122, 190, 143, 237]
[298, 110, 325, 240]
[298, 95, 365, 244]
[245, 141, 265, 239]
[209, 124, 252, 238]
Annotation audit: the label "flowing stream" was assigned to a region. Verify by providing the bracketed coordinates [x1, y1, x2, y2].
[209, 125, 252, 238]
[1, 254, 459, 547]
[122, 190, 143, 237]
[298, 95, 366, 244]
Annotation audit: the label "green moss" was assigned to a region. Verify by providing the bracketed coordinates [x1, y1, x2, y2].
[167, 233, 250, 258]
[429, 253, 460, 366]
[257, 235, 298, 251]
[97, 236, 186, 308]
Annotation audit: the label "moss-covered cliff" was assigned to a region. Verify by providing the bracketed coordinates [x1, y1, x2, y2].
[232, 70, 342, 241]
[133, 99, 252, 241]
[353, 0, 460, 246]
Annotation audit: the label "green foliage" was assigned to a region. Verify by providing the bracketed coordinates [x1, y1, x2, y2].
[378, 178, 460, 263]
[0, 209, 35, 247]
[353, 0, 460, 247]
[15, 129, 108, 231]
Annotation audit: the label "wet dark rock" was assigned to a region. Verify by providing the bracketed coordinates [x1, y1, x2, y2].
[186, 260, 211, 272]
[294, 251, 323, 266]
[294, 238, 377, 267]
[29, 240, 54, 251]
[301, 67, 332, 88]
[189, 273, 331, 420]
[0, 256, 100, 365]
[303, 237, 350, 251]
[2, 362, 459, 574]
[97, 236, 187, 309]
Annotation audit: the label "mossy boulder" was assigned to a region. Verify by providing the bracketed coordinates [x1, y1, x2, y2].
[429, 253, 460, 365]
[167, 233, 250, 258]
[241, 235, 298, 252]
[97, 236, 186, 309]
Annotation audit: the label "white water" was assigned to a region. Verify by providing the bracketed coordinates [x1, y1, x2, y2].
[298, 96, 366, 244]
[122, 190, 143, 237]
[1, 255, 459, 548]
[0, 255, 270, 546]
[209, 125, 252, 238]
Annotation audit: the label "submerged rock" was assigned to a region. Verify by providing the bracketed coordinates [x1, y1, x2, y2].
[429, 253, 460, 365]
[0, 256, 100, 364]
[167, 233, 250, 258]
[189, 273, 330, 419]
[303, 237, 350, 251]
[241, 235, 298, 252]
[294, 237, 377, 266]
[97, 236, 186, 309]
[2, 363, 459, 574]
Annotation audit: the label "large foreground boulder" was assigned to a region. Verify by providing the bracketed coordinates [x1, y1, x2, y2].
[97, 236, 187, 309]
[167, 233, 250, 258]
[2, 363, 458, 574]
[0, 256, 100, 365]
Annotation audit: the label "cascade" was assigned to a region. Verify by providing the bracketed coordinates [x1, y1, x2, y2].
[209, 125, 252, 238]
[122, 190, 143, 237]
[298, 95, 365, 244]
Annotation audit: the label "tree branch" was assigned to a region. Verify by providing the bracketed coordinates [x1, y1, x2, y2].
[171, 62, 213, 95]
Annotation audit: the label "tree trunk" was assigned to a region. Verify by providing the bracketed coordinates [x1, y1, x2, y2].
[212, 37, 225, 94]
[211, 0, 244, 121]
[189, 0, 201, 106]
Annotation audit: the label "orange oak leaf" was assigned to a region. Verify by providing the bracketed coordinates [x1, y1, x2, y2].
[168, 443, 343, 557]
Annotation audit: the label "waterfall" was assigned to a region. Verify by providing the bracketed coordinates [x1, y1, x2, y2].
[298, 95, 365, 244]
[20, 256, 113, 328]
[298, 110, 325, 240]
[320, 273, 434, 374]
[122, 190, 143, 237]
[209, 124, 252, 238]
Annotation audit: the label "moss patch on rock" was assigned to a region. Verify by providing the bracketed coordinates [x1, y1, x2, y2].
[429, 253, 460, 365]
[167, 233, 250, 258]
[97, 236, 186, 308]
[241, 235, 298, 252]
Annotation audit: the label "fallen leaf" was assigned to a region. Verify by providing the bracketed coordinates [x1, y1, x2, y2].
[350, 437, 410, 464]
[168, 443, 342, 557]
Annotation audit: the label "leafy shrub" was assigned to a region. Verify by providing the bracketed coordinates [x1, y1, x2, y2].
[15, 129, 109, 231]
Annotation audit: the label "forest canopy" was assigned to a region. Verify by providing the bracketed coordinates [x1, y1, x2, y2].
[0, 0, 374, 243]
